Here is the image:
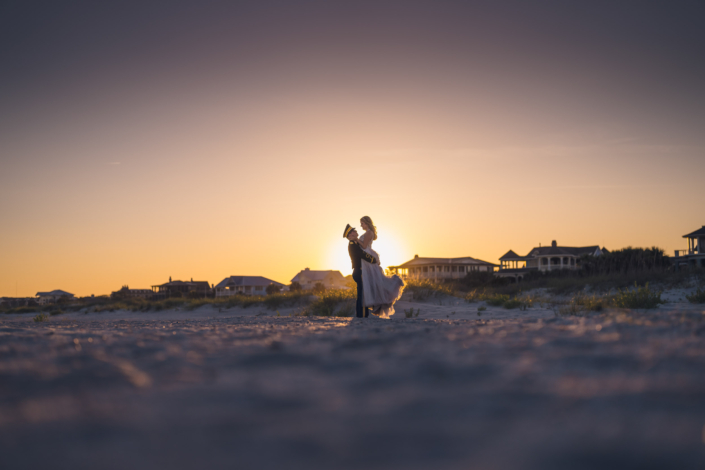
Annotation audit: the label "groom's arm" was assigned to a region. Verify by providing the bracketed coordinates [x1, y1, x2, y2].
[350, 242, 377, 265]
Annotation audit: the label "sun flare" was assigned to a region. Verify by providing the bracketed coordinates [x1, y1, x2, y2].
[327, 229, 409, 277]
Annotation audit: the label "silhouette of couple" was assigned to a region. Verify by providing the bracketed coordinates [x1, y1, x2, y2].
[343, 216, 405, 318]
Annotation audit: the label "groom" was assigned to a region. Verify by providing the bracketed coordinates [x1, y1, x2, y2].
[344, 224, 378, 318]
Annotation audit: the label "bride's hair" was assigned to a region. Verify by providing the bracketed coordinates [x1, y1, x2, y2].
[360, 216, 377, 240]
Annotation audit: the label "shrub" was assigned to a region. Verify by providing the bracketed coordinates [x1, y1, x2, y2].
[502, 298, 523, 309]
[405, 279, 455, 301]
[404, 308, 420, 318]
[7, 306, 39, 314]
[151, 298, 187, 311]
[33, 313, 48, 322]
[289, 282, 302, 292]
[313, 282, 325, 294]
[266, 284, 282, 295]
[460, 271, 509, 289]
[464, 289, 490, 303]
[263, 291, 310, 310]
[557, 300, 584, 316]
[305, 289, 356, 317]
[485, 294, 510, 307]
[613, 283, 662, 309]
[555, 294, 604, 316]
[580, 247, 671, 276]
[686, 288, 705, 304]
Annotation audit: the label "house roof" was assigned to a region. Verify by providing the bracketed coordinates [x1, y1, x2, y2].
[499, 250, 526, 260]
[525, 246, 600, 257]
[215, 276, 285, 289]
[153, 280, 210, 288]
[291, 270, 345, 283]
[683, 226, 705, 238]
[391, 256, 498, 268]
[36, 290, 74, 297]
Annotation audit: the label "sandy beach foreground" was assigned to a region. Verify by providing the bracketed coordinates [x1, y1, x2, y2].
[2, 300, 705, 470]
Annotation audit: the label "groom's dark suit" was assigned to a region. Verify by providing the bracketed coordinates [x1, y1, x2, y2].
[349, 240, 378, 318]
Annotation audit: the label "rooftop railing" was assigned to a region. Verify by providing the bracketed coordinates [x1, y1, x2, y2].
[675, 249, 701, 257]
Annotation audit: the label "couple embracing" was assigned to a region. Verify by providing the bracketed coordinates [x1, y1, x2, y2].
[344, 216, 405, 319]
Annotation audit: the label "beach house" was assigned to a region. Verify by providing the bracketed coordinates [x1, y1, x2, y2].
[674, 225, 705, 270]
[214, 276, 285, 297]
[35, 290, 75, 305]
[151, 277, 212, 298]
[111, 286, 154, 299]
[496, 240, 604, 282]
[290, 269, 349, 290]
[388, 255, 498, 280]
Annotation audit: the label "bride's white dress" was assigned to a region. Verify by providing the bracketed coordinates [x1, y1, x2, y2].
[360, 233, 405, 319]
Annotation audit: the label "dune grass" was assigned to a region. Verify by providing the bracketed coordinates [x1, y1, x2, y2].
[612, 283, 662, 309]
[686, 288, 705, 304]
[33, 313, 48, 322]
[302, 289, 356, 317]
[405, 279, 456, 301]
[556, 283, 661, 316]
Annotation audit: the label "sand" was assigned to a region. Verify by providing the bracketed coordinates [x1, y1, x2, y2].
[1, 291, 704, 469]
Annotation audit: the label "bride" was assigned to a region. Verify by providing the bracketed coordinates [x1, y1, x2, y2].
[357, 216, 405, 318]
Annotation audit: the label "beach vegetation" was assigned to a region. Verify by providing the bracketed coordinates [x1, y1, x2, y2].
[289, 282, 302, 292]
[485, 294, 510, 307]
[265, 284, 282, 295]
[612, 283, 662, 309]
[312, 282, 325, 294]
[405, 279, 455, 301]
[686, 288, 705, 304]
[303, 289, 356, 317]
[501, 298, 524, 309]
[404, 308, 420, 318]
[33, 313, 48, 322]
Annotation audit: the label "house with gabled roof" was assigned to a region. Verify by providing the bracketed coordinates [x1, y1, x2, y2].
[151, 277, 211, 298]
[111, 286, 153, 299]
[389, 255, 498, 281]
[497, 240, 604, 282]
[35, 290, 75, 305]
[674, 225, 705, 270]
[214, 276, 285, 297]
[290, 269, 349, 290]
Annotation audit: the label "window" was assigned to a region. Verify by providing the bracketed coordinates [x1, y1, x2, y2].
[458, 266, 465, 273]
[423, 267, 428, 273]
[452, 266, 457, 272]
[444, 266, 450, 272]
[429, 266, 435, 272]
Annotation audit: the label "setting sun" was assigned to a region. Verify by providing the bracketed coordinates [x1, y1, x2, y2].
[326, 225, 409, 277]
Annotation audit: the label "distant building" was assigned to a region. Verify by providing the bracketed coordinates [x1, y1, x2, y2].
[151, 277, 211, 298]
[496, 240, 604, 282]
[214, 276, 285, 297]
[674, 225, 705, 270]
[290, 268, 349, 290]
[111, 285, 153, 299]
[389, 255, 498, 280]
[35, 290, 75, 305]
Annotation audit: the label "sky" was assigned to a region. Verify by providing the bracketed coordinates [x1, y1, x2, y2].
[1, 0, 704, 297]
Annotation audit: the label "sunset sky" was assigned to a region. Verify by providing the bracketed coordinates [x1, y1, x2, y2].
[1, 1, 704, 297]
